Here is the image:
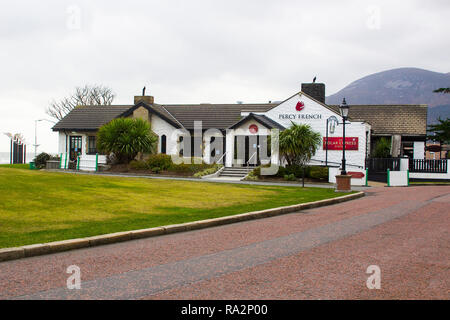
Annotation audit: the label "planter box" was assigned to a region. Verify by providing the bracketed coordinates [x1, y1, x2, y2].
[335, 175, 352, 192]
[45, 160, 60, 169]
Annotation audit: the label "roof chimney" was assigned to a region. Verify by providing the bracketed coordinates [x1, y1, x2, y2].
[134, 86, 154, 105]
[301, 83, 325, 104]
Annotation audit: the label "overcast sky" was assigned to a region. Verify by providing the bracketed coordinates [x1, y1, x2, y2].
[1, 0, 449, 154]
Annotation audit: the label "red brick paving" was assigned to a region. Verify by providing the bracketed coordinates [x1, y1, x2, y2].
[146, 196, 449, 299]
[0, 186, 449, 299]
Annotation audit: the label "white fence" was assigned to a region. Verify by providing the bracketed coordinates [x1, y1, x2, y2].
[388, 170, 409, 187]
[59, 153, 70, 169]
[77, 154, 107, 171]
[329, 158, 449, 187]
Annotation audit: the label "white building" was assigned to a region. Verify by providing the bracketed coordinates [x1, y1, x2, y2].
[52, 83, 427, 173]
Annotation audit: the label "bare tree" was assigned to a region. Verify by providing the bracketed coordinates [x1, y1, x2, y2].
[46, 85, 115, 120]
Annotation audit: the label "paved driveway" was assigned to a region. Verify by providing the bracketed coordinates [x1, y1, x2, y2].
[1, 186, 449, 299]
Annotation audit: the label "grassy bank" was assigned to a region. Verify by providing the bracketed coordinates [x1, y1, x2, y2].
[0, 167, 352, 248]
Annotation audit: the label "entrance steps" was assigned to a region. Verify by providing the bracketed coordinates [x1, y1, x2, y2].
[218, 167, 254, 179]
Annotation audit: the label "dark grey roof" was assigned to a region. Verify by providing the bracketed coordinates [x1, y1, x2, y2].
[52, 105, 132, 131]
[161, 104, 276, 130]
[52, 99, 428, 137]
[229, 113, 285, 130]
[329, 104, 428, 136]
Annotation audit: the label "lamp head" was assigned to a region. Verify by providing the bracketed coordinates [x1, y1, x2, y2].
[340, 98, 349, 119]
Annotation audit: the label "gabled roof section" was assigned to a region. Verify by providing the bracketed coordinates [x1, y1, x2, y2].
[162, 103, 276, 129]
[119, 101, 183, 129]
[228, 113, 285, 130]
[328, 104, 428, 136]
[52, 105, 132, 131]
[264, 90, 342, 116]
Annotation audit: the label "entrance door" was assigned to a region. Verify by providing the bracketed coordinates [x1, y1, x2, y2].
[234, 135, 260, 166]
[69, 136, 82, 161]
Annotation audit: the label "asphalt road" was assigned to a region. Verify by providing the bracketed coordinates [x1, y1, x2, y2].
[1, 186, 449, 300]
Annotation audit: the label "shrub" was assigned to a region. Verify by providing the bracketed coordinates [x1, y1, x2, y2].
[252, 164, 278, 177]
[146, 154, 173, 170]
[129, 160, 148, 170]
[34, 152, 51, 169]
[284, 174, 296, 181]
[245, 170, 259, 181]
[97, 117, 158, 163]
[309, 166, 329, 180]
[193, 165, 223, 178]
[252, 166, 261, 176]
[372, 137, 391, 158]
[285, 165, 309, 178]
[275, 166, 286, 177]
[165, 158, 214, 175]
[169, 163, 212, 174]
[151, 167, 161, 173]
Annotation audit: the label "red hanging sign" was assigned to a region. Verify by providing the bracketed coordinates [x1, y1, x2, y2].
[323, 137, 359, 150]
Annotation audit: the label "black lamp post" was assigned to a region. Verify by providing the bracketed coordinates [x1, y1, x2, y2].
[339, 98, 349, 175]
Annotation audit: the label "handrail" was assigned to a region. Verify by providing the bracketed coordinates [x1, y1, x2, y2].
[309, 158, 364, 169]
[246, 152, 257, 166]
[215, 151, 228, 164]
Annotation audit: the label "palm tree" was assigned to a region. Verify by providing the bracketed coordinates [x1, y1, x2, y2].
[279, 122, 322, 166]
[97, 118, 158, 163]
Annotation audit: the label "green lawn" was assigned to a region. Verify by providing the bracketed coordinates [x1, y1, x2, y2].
[0, 167, 352, 248]
[0, 163, 29, 169]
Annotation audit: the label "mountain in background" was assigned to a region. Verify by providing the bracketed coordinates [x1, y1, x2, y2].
[326, 68, 450, 124]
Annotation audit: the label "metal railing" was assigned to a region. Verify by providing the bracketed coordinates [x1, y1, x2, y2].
[365, 158, 401, 172]
[409, 159, 448, 173]
[246, 152, 257, 167]
[310, 158, 364, 169]
[215, 151, 228, 165]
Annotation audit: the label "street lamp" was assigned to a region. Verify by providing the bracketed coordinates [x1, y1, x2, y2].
[34, 119, 56, 160]
[339, 98, 349, 175]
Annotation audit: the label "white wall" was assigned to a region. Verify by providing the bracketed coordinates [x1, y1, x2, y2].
[151, 115, 178, 155]
[203, 129, 225, 164]
[413, 141, 425, 159]
[400, 158, 409, 171]
[264, 92, 369, 169]
[58, 131, 88, 155]
[389, 171, 409, 186]
[409, 160, 450, 180]
[58, 132, 66, 154]
[225, 129, 234, 167]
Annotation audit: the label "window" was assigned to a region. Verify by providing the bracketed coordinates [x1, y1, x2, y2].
[178, 136, 184, 156]
[210, 137, 215, 157]
[88, 136, 97, 155]
[161, 135, 167, 154]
